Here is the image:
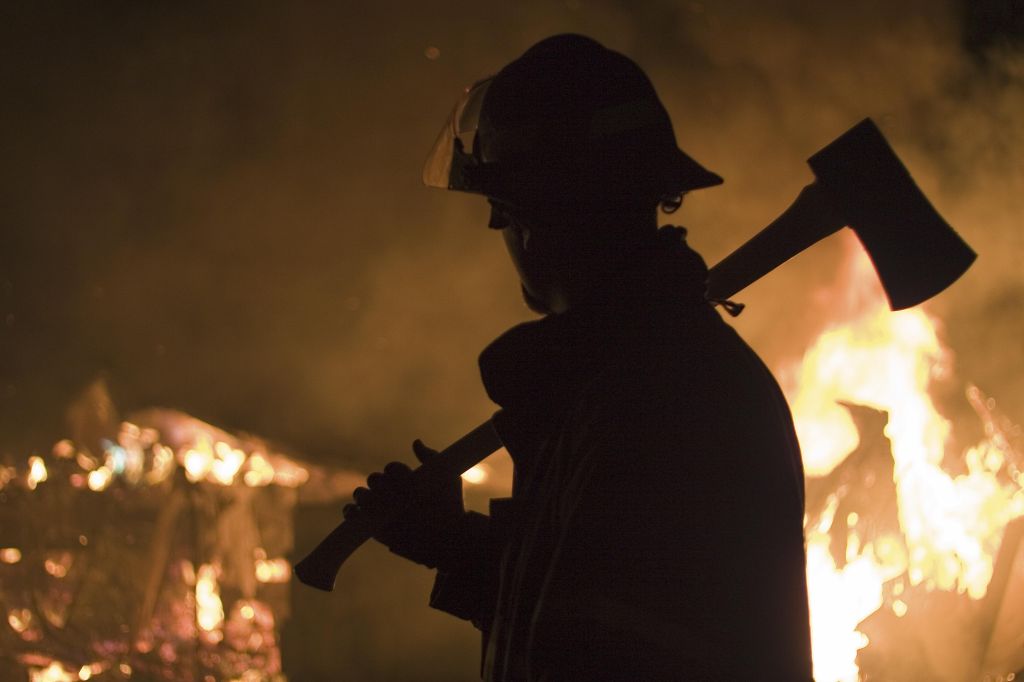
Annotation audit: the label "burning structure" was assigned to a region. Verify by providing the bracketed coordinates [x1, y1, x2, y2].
[0, 382, 362, 682]
[786, 237, 1024, 681]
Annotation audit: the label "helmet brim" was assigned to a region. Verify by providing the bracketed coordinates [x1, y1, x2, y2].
[671, 147, 724, 192]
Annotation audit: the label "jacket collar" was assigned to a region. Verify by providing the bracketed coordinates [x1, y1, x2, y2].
[479, 226, 710, 419]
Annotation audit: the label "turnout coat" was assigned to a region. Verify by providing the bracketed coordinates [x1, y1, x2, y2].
[431, 229, 813, 680]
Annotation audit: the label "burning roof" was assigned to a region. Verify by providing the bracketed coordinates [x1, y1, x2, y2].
[0, 382, 362, 682]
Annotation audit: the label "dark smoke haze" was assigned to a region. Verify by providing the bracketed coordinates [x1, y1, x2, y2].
[1, 1, 1021, 679]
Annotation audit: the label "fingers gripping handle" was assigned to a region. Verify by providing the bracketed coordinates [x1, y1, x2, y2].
[293, 416, 504, 592]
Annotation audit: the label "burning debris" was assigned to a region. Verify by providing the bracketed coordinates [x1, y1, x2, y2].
[0, 382, 361, 681]
[786, 237, 1024, 681]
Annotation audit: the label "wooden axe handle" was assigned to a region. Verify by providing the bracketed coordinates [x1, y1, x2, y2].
[293, 419, 502, 591]
[706, 182, 845, 302]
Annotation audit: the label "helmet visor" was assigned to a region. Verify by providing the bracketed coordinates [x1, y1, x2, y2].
[422, 77, 493, 191]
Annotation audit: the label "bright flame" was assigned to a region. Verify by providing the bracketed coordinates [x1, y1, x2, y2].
[254, 557, 291, 584]
[782, 241, 1024, 681]
[195, 563, 224, 642]
[146, 444, 175, 484]
[0, 547, 22, 564]
[244, 453, 275, 487]
[28, 662, 75, 682]
[27, 456, 48, 490]
[87, 467, 113, 492]
[211, 442, 246, 485]
[8, 607, 33, 633]
[461, 464, 488, 484]
[182, 437, 214, 483]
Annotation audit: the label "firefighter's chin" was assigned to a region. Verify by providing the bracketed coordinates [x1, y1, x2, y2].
[520, 282, 557, 316]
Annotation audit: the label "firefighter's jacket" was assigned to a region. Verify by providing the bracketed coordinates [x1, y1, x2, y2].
[431, 228, 813, 680]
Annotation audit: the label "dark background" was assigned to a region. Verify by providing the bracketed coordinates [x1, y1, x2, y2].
[2, 1, 1021, 679]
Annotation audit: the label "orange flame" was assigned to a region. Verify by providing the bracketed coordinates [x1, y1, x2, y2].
[781, 238, 1023, 681]
[195, 563, 225, 643]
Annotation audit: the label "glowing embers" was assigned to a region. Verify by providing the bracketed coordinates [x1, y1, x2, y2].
[27, 661, 76, 682]
[21, 660, 106, 682]
[3, 399, 308, 680]
[24, 421, 176, 492]
[8, 607, 41, 641]
[243, 453, 275, 487]
[254, 549, 290, 584]
[27, 456, 48, 490]
[195, 563, 225, 643]
[182, 436, 215, 483]
[1, 547, 22, 564]
[13, 416, 308, 493]
[87, 467, 113, 492]
[8, 607, 34, 633]
[43, 551, 73, 579]
[211, 441, 246, 485]
[225, 599, 275, 653]
[181, 437, 308, 488]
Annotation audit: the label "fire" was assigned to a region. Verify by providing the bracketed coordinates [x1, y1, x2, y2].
[43, 552, 73, 579]
[253, 548, 291, 583]
[27, 662, 76, 682]
[461, 464, 488, 484]
[86, 467, 112, 492]
[8, 607, 33, 633]
[195, 563, 225, 643]
[211, 441, 246, 485]
[244, 453, 275, 487]
[27, 456, 48, 490]
[782, 239, 1024, 681]
[182, 437, 215, 483]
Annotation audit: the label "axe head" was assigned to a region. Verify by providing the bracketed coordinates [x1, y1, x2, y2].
[808, 119, 976, 311]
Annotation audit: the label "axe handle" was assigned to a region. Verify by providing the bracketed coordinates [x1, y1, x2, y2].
[296, 183, 846, 592]
[293, 418, 503, 591]
[706, 182, 846, 302]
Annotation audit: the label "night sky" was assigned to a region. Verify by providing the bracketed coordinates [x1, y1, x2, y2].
[2, 1, 1022, 679]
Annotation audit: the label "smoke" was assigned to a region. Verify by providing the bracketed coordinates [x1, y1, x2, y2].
[638, 0, 1024, 419]
[3, 0, 1019, 457]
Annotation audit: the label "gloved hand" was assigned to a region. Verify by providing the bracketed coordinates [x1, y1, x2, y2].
[342, 439, 466, 569]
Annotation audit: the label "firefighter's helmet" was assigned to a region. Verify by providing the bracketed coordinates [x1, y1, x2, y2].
[422, 34, 722, 208]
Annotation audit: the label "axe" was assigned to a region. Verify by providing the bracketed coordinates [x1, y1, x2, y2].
[294, 118, 975, 592]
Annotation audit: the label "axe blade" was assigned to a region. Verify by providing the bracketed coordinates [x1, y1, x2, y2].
[808, 118, 976, 311]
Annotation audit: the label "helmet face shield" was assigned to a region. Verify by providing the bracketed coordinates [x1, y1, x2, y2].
[422, 77, 494, 193]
